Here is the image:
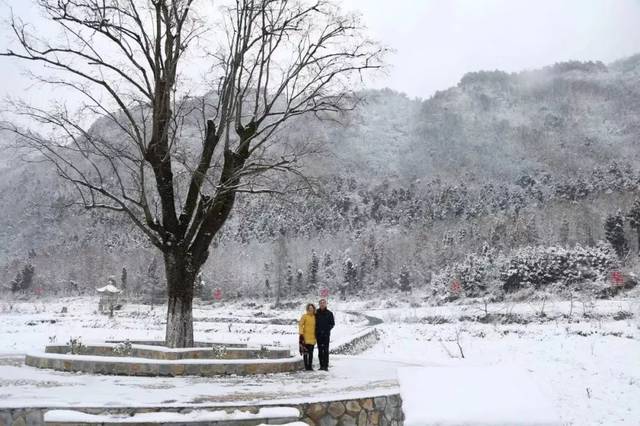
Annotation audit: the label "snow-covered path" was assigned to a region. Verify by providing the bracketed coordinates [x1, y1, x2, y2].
[0, 355, 403, 408]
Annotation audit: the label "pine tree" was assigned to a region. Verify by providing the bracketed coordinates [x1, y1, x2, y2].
[626, 199, 640, 255]
[343, 258, 358, 293]
[309, 250, 319, 286]
[399, 265, 411, 293]
[604, 212, 629, 259]
[286, 264, 294, 295]
[296, 269, 304, 293]
[323, 251, 335, 283]
[121, 267, 128, 292]
[10, 263, 35, 293]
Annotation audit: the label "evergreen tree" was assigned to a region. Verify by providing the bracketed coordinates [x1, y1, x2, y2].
[263, 262, 272, 298]
[323, 252, 335, 283]
[399, 265, 411, 293]
[604, 212, 629, 259]
[286, 264, 294, 295]
[309, 250, 319, 286]
[10, 263, 35, 293]
[296, 269, 304, 293]
[626, 199, 640, 255]
[121, 267, 128, 292]
[343, 258, 358, 293]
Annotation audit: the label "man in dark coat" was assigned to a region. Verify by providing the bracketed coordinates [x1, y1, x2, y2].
[315, 298, 335, 371]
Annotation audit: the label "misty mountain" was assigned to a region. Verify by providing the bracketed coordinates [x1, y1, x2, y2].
[3, 56, 640, 293]
[320, 57, 640, 184]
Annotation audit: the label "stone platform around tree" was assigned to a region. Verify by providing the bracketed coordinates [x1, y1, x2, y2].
[44, 343, 292, 360]
[26, 341, 302, 377]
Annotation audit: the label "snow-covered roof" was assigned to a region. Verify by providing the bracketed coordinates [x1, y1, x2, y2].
[96, 284, 122, 294]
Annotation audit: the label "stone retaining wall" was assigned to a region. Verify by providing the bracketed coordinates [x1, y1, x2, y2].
[298, 393, 403, 426]
[45, 344, 291, 360]
[25, 353, 304, 377]
[0, 394, 403, 426]
[105, 340, 247, 349]
[330, 329, 380, 356]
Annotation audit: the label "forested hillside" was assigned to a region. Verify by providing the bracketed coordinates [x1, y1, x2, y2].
[4, 56, 640, 300]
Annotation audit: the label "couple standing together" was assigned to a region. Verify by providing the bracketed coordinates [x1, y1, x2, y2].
[298, 298, 335, 371]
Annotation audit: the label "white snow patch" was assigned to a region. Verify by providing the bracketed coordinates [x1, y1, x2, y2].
[398, 366, 562, 426]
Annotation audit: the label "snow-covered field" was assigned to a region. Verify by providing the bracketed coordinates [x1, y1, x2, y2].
[1, 296, 639, 425]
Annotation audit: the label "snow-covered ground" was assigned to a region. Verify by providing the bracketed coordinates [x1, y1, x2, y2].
[363, 297, 640, 426]
[1, 296, 639, 425]
[0, 297, 367, 355]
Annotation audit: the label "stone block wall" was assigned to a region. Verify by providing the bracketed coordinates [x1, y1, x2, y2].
[0, 394, 403, 426]
[25, 353, 304, 377]
[330, 329, 380, 356]
[44, 345, 291, 360]
[298, 394, 403, 426]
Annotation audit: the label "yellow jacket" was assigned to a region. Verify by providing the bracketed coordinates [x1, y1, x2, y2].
[298, 313, 316, 345]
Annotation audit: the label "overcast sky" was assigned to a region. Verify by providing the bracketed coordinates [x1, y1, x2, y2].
[2, 0, 640, 102]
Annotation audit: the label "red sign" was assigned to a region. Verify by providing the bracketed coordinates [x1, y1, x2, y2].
[611, 271, 624, 287]
[320, 288, 329, 298]
[34, 287, 43, 296]
[450, 280, 462, 294]
[213, 288, 223, 301]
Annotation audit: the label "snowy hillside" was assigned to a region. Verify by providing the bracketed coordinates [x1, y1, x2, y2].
[3, 58, 640, 299]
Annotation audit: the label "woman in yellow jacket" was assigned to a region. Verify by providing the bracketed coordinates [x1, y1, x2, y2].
[298, 303, 317, 371]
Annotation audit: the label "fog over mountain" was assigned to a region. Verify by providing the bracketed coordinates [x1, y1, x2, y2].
[3, 56, 640, 296]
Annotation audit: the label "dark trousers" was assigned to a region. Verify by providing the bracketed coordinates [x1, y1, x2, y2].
[303, 344, 315, 370]
[317, 334, 330, 369]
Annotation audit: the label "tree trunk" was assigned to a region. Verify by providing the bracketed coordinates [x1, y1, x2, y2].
[164, 251, 196, 348]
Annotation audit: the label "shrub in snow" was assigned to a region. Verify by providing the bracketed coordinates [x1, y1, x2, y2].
[113, 340, 133, 357]
[67, 337, 87, 355]
[501, 244, 617, 292]
[432, 246, 502, 298]
[211, 346, 227, 359]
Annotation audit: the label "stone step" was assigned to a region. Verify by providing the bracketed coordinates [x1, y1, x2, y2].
[43, 408, 300, 426]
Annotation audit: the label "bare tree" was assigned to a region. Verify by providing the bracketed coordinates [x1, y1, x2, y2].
[1, 0, 385, 347]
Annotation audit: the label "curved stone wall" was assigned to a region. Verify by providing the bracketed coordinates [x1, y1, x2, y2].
[105, 340, 247, 348]
[0, 393, 404, 426]
[25, 352, 303, 377]
[331, 329, 380, 355]
[45, 344, 291, 360]
[298, 393, 404, 426]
